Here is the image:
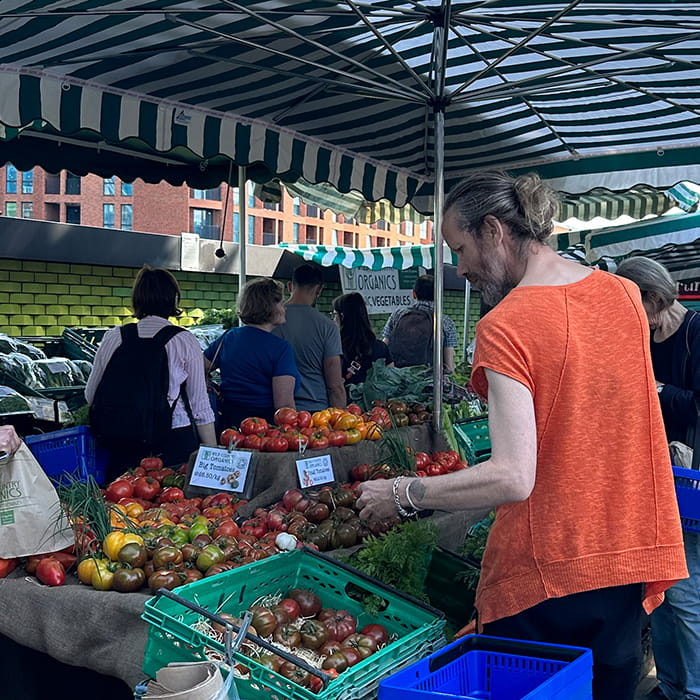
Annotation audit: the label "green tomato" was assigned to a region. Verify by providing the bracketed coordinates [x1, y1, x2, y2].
[195, 544, 225, 572]
[188, 522, 210, 542]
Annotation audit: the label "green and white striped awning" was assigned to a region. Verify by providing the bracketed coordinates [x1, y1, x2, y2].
[280, 243, 458, 271]
[0, 3, 699, 208]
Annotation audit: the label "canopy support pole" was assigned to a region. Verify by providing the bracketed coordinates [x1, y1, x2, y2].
[238, 166, 247, 325]
[462, 279, 471, 363]
[431, 1, 450, 433]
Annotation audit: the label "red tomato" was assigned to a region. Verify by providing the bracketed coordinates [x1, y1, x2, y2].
[140, 457, 163, 471]
[346, 403, 363, 416]
[274, 407, 298, 427]
[104, 479, 134, 502]
[327, 430, 348, 448]
[277, 597, 301, 621]
[35, 557, 66, 586]
[159, 487, 185, 503]
[425, 463, 444, 477]
[240, 417, 269, 436]
[415, 452, 431, 470]
[243, 434, 263, 450]
[449, 460, 469, 472]
[297, 411, 312, 429]
[219, 428, 244, 447]
[309, 433, 330, 450]
[361, 623, 389, 646]
[133, 476, 162, 500]
[240, 518, 268, 538]
[266, 436, 289, 452]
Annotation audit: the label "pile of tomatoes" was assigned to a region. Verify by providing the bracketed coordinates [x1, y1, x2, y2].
[219, 405, 387, 452]
[219, 587, 390, 691]
[349, 449, 469, 482]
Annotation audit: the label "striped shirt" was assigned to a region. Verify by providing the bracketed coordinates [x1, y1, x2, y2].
[85, 316, 215, 429]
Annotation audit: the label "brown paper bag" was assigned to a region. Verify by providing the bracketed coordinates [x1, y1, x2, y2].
[0, 442, 74, 557]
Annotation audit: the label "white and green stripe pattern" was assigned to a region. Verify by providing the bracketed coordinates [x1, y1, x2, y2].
[279, 243, 458, 270]
[0, 2, 699, 209]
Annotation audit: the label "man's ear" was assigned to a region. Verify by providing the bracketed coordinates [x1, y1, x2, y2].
[287, 281, 293, 294]
[482, 214, 506, 247]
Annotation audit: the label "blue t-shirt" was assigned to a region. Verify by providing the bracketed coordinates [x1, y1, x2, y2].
[204, 326, 299, 407]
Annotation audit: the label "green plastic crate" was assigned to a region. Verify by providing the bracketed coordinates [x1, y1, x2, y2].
[425, 547, 478, 632]
[453, 416, 491, 464]
[142, 548, 446, 700]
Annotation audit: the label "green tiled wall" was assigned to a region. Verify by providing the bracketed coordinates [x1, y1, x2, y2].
[0, 259, 479, 358]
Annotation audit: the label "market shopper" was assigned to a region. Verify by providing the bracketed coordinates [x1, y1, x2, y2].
[204, 277, 299, 430]
[86, 265, 216, 481]
[0, 424, 21, 456]
[356, 170, 688, 700]
[332, 292, 393, 398]
[616, 256, 700, 700]
[382, 274, 458, 373]
[273, 264, 346, 411]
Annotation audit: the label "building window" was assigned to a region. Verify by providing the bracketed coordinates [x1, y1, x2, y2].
[263, 201, 278, 211]
[65, 173, 81, 195]
[404, 221, 414, 237]
[293, 197, 301, 216]
[121, 181, 133, 196]
[365, 235, 372, 248]
[420, 221, 429, 239]
[376, 219, 386, 230]
[293, 223, 300, 243]
[46, 202, 60, 221]
[306, 204, 318, 218]
[192, 208, 216, 238]
[5, 202, 16, 217]
[66, 205, 80, 224]
[343, 231, 353, 247]
[5, 165, 17, 194]
[103, 203, 115, 228]
[103, 177, 116, 196]
[331, 229, 338, 246]
[247, 215, 255, 244]
[377, 236, 386, 247]
[45, 173, 60, 194]
[120, 204, 133, 231]
[21, 202, 32, 219]
[247, 182, 255, 208]
[262, 218, 276, 245]
[306, 225, 318, 245]
[21, 170, 33, 194]
[233, 212, 240, 243]
[191, 188, 221, 201]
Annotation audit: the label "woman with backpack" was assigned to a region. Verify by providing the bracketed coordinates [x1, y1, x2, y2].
[86, 265, 216, 482]
[332, 292, 393, 398]
[204, 277, 300, 433]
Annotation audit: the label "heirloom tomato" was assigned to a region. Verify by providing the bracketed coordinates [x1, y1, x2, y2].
[105, 479, 134, 502]
[112, 567, 146, 592]
[240, 417, 269, 436]
[273, 407, 298, 427]
[299, 619, 329, 649]
[317, 609, 357, 642]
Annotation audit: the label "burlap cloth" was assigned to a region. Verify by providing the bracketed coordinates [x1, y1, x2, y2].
[0, 425, 485, 688]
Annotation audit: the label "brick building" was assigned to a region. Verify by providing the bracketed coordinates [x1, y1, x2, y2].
[0, 165, 433, 248]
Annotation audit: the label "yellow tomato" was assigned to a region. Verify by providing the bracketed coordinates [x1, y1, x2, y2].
[77, 557, 107, 585]
[364, 421, 383, 440]
[344, 427, 363, 445]
[312, 409, 331, 428]
[91, 560, 115, 591]
[103, 531, 145, 561]
[125, 503, 145, 518]
[334, 413, 359, 430]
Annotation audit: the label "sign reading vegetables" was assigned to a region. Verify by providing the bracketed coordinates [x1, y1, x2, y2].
[339, 267, 416, 315]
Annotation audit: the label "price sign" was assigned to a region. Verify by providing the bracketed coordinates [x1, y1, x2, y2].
[296, 454, 334, 488]
[189, 446, 252, 493]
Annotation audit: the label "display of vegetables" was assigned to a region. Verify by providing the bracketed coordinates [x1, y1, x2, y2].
[204, 586, 391, 691]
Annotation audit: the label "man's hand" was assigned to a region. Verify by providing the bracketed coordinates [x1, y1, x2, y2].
[355, 479, 397, 521]
[0, 425, 22, 457]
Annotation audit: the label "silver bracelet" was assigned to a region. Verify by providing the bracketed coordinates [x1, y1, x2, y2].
[405, 478, 422, 512]
[392, 476, 417, 518]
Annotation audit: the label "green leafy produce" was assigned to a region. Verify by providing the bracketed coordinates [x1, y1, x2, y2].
[459, 513, 494, 590]
[67, 403, 90, 427]
[0, 386, 32, 415]
[343, 519, 439, 614]
[196, 309, 237, 329]
[348, 361, 433, 411]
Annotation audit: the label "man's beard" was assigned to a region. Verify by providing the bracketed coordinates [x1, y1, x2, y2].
[474, 255, 517, 307]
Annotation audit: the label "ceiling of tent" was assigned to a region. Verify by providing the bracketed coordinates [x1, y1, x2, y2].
[0, 1, 699, 211]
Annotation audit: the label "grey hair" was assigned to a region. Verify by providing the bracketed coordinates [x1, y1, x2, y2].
[443, 170, 559, 244]
[615, 256, 677, 310]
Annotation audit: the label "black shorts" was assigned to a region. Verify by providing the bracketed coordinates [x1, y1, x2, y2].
[483, 583, 644, 700]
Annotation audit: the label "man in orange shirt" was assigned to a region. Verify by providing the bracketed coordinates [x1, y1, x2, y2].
[356, 170, 687, 700]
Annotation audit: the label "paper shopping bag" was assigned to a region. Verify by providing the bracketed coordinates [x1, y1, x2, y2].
[0, 442, 74, 557]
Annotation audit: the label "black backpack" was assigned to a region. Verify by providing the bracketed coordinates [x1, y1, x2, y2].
[388, 307, 434, 368]
[89, 323, 186, 453]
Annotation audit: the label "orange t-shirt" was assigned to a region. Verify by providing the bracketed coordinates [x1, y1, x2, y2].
[472, 269, 687, 625]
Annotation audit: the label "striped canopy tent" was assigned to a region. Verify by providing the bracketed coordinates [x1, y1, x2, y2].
[1, 1, 699, 420]
[556, 211, 700, 280]
[280, 242, 458, 270]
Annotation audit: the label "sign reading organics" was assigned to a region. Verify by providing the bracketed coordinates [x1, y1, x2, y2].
[339, 266, 419, 315]
[190, 446, 252, 493]
[296, 454, 335, 488]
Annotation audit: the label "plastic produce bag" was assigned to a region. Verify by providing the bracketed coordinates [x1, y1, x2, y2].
[30, 358, 86, 387]
[14, 339, 46, 360]
[190, 324, 226, 351]
[0, 386, 32, 415]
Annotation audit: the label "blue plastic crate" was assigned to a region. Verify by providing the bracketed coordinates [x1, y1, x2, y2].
[25, 426, 109, 486]
[673, 465, 700, 533]
[379, 634, 593, 700]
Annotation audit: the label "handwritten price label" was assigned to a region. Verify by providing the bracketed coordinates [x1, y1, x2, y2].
[296, 454, 334, 488]
[190, 447, 252, 493]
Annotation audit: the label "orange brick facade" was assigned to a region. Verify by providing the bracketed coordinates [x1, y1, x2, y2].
[0, 166, 434, 247]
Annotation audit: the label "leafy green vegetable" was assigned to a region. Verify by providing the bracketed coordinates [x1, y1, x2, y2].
[348, 361, 433, 411]
[196, 309, 237, 329]
[459, 513, 494, 590]
[343, 519, 439, 613]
